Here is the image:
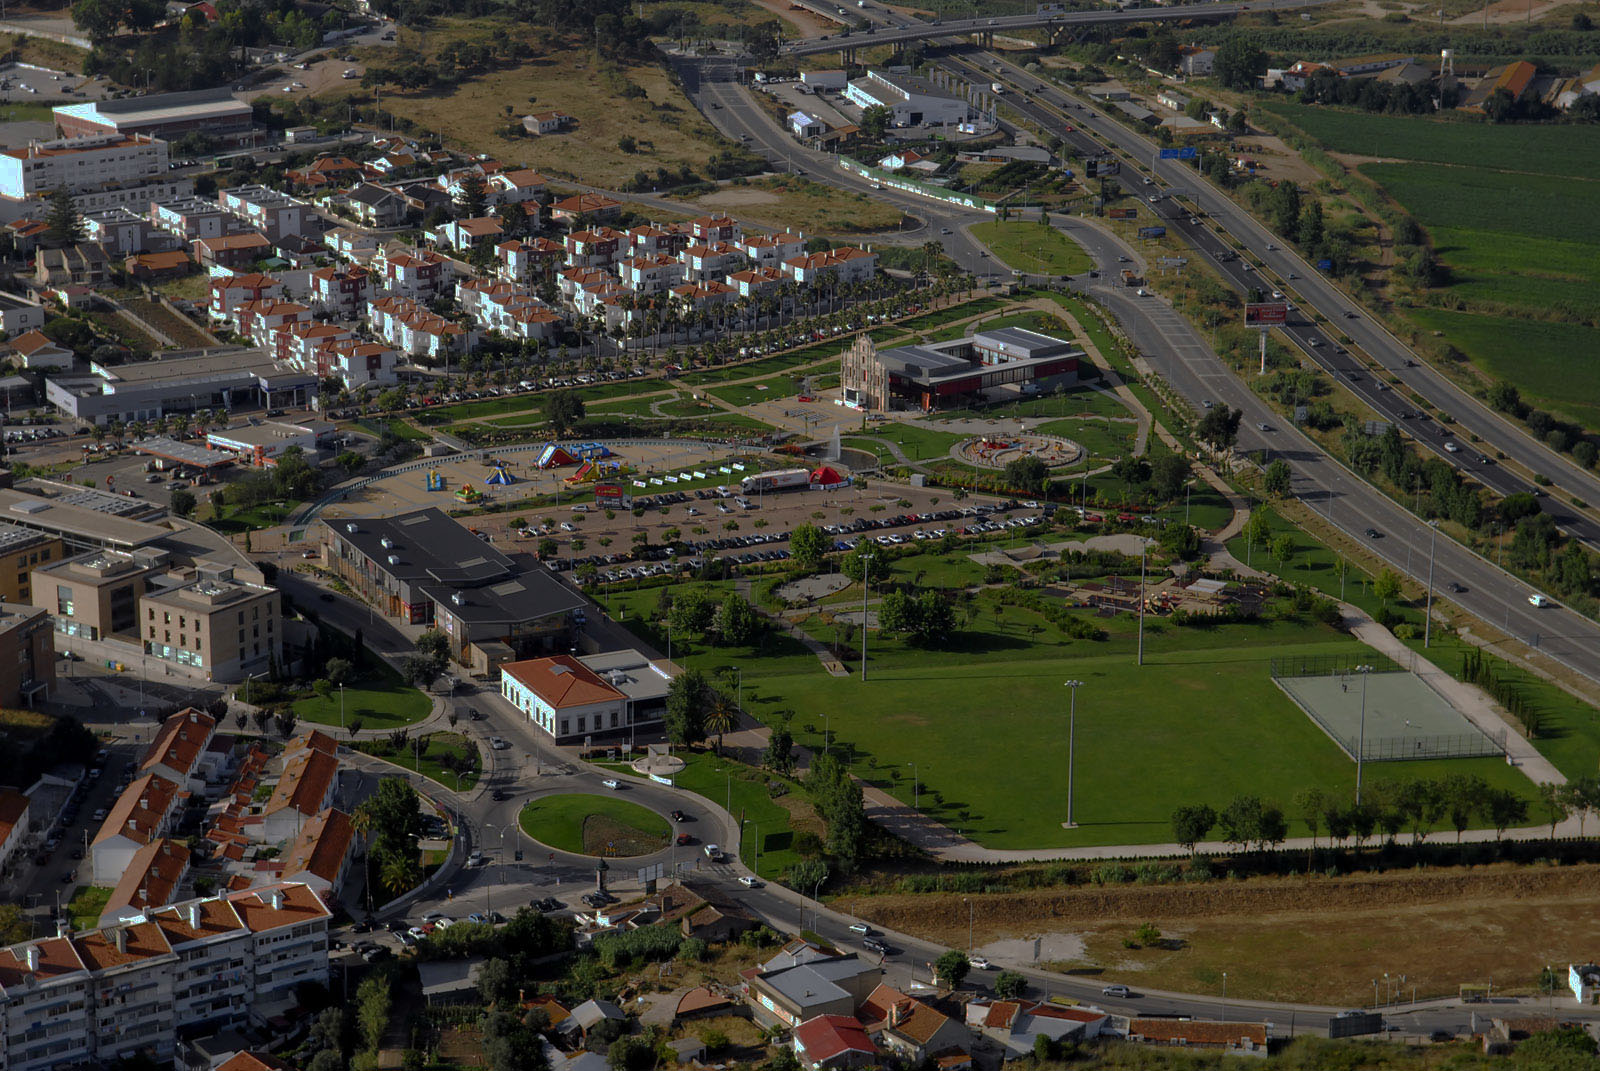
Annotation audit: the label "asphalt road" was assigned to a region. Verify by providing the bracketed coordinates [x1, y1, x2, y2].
[931, 52, 1600, 689]
[967, 51, 1600, 538]
[780, 0, 1338, 56]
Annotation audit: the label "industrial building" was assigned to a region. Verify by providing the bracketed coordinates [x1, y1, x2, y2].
[844, 69, 972, 127]
[840, 327, 1082, 411]
[53, 88, 256, 142]
[322, 507, 589, 674]
[44, 348, 317, 425]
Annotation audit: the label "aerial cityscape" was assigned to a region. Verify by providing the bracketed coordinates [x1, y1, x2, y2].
[0, 0, 1595, 1066]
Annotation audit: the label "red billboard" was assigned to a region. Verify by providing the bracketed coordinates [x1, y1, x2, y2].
[594, 482, 631, 508]
[1245, 302, 1289, 326]
[1108, 208, 1137, 220]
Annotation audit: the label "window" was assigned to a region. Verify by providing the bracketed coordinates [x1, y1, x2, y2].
[559, 720, 569, 736]
[56, 585, 73, 617]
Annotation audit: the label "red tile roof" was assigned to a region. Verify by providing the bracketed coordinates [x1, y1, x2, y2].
[224, 881, 333, 933]
[0, 935, 85, 988]
[501, 655, 625, 710]
[795, 1014, 878, 1064]
[217, 1055, 294, 1071]
[280, 807, 356, 885]
[265, 749, 339, 818]
[102, 837, 191, 919]
[94, 772, 182, 847]
[73, 919, 173, 971]
[0, 788, 28, 847]
[140, 708, 216, 779]
[1129, 1019, 1268, 1046]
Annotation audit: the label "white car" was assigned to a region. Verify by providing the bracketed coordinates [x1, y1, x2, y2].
[602, 778, 621, 790]
[1528, 593, 1552, 608]
[970, 955, 992, 970]
[488, 737, 510, 750]
[1443, 441, 1459, 453]
[738, 875, 762, 888]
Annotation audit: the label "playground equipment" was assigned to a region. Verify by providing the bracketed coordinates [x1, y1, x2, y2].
[537, 443, 577, 469]
[454, 484, 484, 504]
[564, 457, 627, 484]
[425, 470, 446, 492]
[485, 461, 514, 485]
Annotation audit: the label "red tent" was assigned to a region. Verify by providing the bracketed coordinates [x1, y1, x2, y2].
[810, 465, 843, 485]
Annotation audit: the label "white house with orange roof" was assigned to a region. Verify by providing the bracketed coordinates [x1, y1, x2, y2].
[6, 328, 70, 369]
[559, 266, 616, 302]
[370, 245, 453, 301]
[565, 228, 624, 270]
[670, 280, 738, 311]
[627, 223, 687, 257]
[490, 167, 547, 204]
[681, 241, 745, 283]
[436, 215, 504, 252]
[690, 215, 741, 243]
[782, 247, 877, 286]
[501, 650, 672, 742]
[550, 192, 622, 223]
[310, 263, 369, 318]
[276, 807, 358, 898]
[457, 279, 563, 341]
[739, 231, 806, 268]
[261, 747, 340, 843]
[859, 984, 969, 1065]
[138, 708, 223, 792]
[495, 236, 563, 283]
[275, 321, 354, 374]
[323, 226, 380, 264]
[728, 266, 786, 299]
[208, 272, 283, 322]
[318, 337, 400, 387]
[99, 837, 191, 924]
[237, 298, 312, 345]
[621, 252, 685, 295]
[522, 110, 575, 135]
[91, 771, 184, 885]
[367, 295, 473, 360]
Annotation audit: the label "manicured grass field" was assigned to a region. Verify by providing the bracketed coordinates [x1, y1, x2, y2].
[1263, 101, 1600, 179]
[971, 220, 1094, 277]
[354, 732, 482, 790]
[670, 753, 805, 880]
[607, 573, 1532, 848]
[293, 663, 432, 729]
[65, 886, 111, 932]
[1404, 308, 1600, 431]
[519, 793, 669, 856]
[709, 376, 804, 407]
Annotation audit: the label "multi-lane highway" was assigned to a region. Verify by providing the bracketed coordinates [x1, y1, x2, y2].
[780, 0, 1337, 56]
[929, 51, 1600, 688]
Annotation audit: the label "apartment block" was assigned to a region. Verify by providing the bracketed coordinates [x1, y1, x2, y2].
[0, 133, 169, 200]
[217, 185, 309, 243]
[0, 523, 62, 603]
[140, 563, 281, 682]
[33, 546, 172, 646]
[0, 602, 55, 707]
[0, 884, 330, 1071]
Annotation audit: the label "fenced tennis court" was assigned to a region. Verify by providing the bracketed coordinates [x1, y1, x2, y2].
[1271, 653, 1505, 762]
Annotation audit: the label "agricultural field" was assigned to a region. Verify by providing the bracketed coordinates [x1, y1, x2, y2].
[969, 220, 1094, 277]
[1260, 103, 1600, 430]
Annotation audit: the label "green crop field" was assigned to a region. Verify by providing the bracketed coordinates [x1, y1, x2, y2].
[603, 577, 1533, 849]
[1263, 102, 1600, 179]
[1359, 163, 1600, 247]
[1405, 308, 1600, 431]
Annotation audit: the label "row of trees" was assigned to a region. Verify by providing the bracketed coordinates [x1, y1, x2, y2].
[1170, 776, 1548, 853]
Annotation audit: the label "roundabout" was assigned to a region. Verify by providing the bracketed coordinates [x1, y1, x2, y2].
[519, 793, 672, 857]
[954, 432, 1084, 470]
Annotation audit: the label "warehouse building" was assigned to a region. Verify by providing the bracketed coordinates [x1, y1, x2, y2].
[840, 327, 1082, 411]
[45, 348, 316, 425]
[54, 88, 256, 142]
[844, 69, 972, 127]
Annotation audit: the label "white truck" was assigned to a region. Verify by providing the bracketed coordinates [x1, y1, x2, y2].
[739, 468, 810, 494]
[991, 82, 1006, 94]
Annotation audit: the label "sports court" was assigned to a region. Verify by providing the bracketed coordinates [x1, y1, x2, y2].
[1271, 654, 1505, 762]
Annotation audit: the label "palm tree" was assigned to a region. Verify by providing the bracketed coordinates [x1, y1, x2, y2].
[705, 689, 738, 755]
[380, 852, 422, 897]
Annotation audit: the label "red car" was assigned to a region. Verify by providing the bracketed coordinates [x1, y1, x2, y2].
[676, 833, 695, 846]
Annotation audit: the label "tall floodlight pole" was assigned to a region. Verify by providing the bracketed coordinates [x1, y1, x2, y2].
[1424, 520, 1438, 648]
[1064, 680, 1083, 828]
[1355, 664, 1372, 803]
[860, 551, 875, 682]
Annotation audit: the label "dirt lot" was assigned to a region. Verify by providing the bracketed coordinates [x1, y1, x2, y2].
[679, 176, 908, 235]
[1231, 134, 1326, 189]
[835, 862, 1600, 1005]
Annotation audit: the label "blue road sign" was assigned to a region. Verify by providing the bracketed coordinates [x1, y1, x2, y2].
[1159, 147, 1197, 160]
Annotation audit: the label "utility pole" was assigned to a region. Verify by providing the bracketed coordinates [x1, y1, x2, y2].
[860, 550, 875, 682]
[1137, 544, 1146, 667]
[1064, 680, 1082, 828]
[1355, 664, 1372, 802]
[1424, 520, 1438, 648]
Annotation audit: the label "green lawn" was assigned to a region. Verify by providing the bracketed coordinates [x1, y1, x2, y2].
[353, 731, 482, 790]
[65, 886, 111, 932]
[519, 793, 670, 855]
[709, 375, 804, 407]
[357, 418, 430, 442]
[971, 220, 1094, 277]
[612, 571, 1532, 848]
[670, 752, 804, 880]
[208, 501, 296, 535]
[293, 662, 432, 730]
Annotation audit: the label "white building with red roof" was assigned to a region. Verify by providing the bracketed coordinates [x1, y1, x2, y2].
[100, 837, 191, 924]
[138, 707, 223, 792]
[793, 1014, 879, 1070]
[310, 263, 370, 318]
[277, 807, 358, 897]
[261, 748, 340, 842]
[783, 247, 877, 287]
[621, 252, 685, 295]
[496, 236, 563, 283]
[729, 266, 786, 299]
[0, 789, 29, 874]
[91, 771, 184, 885]
[371, 245, 453, 301]
[367, 295, 473, 361]
[691, 214, 741, 243]
[739, 231, 806, 268]
[6, 328, 71, 370]
[208, 272, 282, 322]
[681, 241, 745, 283]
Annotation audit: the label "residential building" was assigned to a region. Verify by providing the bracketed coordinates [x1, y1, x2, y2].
[782, 246, 877, 287]
[844, 69, 971, 126]
[739, 232, 805, 268]
[681, 242, 744, 283]
[793, 1014, 879, 1071]
[342, 183, 408, 228]
[1127, 1018, 1269, 1055]
[33, 545, 170, 646]
[647, 881, 757, 942]
[54, 89, 255, 141]
[495, 236, 564, 283]
[841, 326, 1081, 411]
[0, 521, 62, 605]
[627, 223, 689, 257]
[966, 999, 1108, 1058]
[500, 649, 672, 742]
[309, 264, 369, 318]
[746, 954, 882, 1030]
[550, 192, 622, 223]
[489, 168, 547, 204]
[367, 296, 472, 361]
[209, 272, 284, 321]
[100, 838, 191, 924]
[124, 250, 192, 280]
[0, 789, 30, 873]
[522, 111, 575, 135]
[323, 508, 587, 672]
[0, 883, 330, 1071]
[0, 602, 53, 707]
[621, 252, 685, 295]
[670, 280, 737, 311]
[1, 327, 64, 370]
[565, 228, 624, 270]
[140, 561, 282, 682]
[455, 280, 561, 342]
[789, 110, 826, 138]
[217, 186, 310, 243]
[324, 226, 380, 262]
[729, 266, 785, 299]
[370, 245, 453, 301]
[0, 133, 169, 201]
[859, 985, 969, 1064]
[690, 215, 741, 244]
[313, 336, 400, 389]
[193, 232, 273, 270]
[261, 748, 340, 842]
[138, 708, 222, 791]
[286, 155, 366, 189]
[151, 196, 235, 242]
[436, 215, 503, 251]
[91, 771, 184, 884]
[277, 807, 357, 898]
[35, 243, 109, 287]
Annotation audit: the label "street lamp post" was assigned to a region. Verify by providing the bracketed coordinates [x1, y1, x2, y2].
[339, 682, 345, 733]
[744, 818, 758, 873]
[860, 551, 875, 681]
[1222, 970, 1228, 1023]
[1137, 543, 1146, 667]
[1355, 664, 1372, 803]
[1424, 520, 1438, 649]
[1064, 680, 1082, 828]
[908, 762, 919, 812]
